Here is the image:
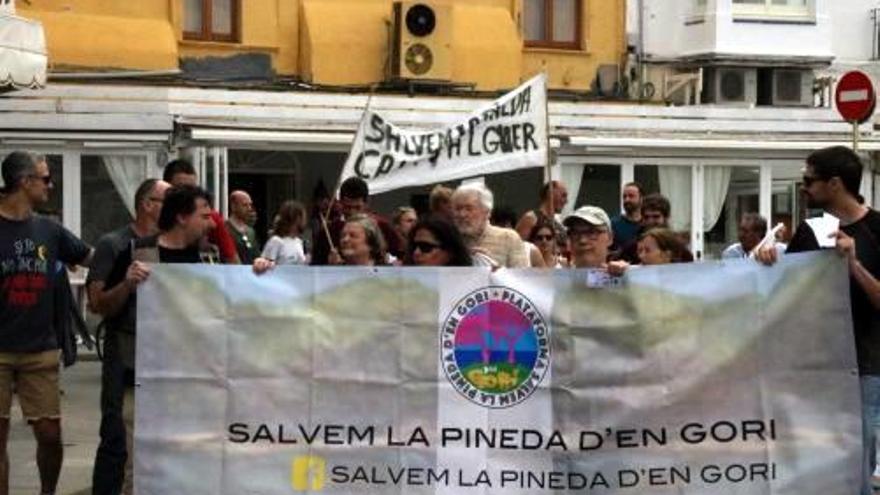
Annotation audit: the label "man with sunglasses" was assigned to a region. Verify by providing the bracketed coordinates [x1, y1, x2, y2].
[0, 151, 94, 495]
[757, 146, 880, 495]
[85, 178, 170, 495]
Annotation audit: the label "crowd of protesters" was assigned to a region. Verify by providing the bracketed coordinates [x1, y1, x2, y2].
[0, 146, 879, 494]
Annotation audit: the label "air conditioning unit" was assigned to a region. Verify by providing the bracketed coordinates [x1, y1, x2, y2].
[391, 2, 452, 81]
[772, 69, 812, 107]
[705, 68, 757, 105]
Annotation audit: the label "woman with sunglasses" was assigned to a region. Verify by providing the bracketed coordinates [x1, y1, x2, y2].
[529, 219, 565, 268]
[406, 217, 472, 267]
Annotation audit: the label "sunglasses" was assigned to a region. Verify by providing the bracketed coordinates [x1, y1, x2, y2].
[412, 241, 442, 254]
[534, 234, 554, 242]
[29, 174, 52, 186]
[802, 175, 824, 187]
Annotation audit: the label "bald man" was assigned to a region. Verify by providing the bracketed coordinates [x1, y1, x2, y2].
[226, 190, 260, 264]
[87, 178, 170, 494]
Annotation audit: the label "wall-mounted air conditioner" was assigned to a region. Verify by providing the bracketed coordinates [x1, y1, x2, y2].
[390, 1, 452, 81]
[704, 68, 757, 105]
[771, 69, 813, 107]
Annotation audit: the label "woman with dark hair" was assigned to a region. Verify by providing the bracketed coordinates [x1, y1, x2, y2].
[261, 200, 308, 265]
[406, 217, 472, 267]
[336, 214, 387, 266]
[637, 227, 692, 265]
[529, 218, 564, 268]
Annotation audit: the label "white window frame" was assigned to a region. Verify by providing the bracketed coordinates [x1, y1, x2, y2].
[731, 0, 813, 22]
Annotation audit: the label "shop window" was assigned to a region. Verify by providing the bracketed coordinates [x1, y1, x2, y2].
[524, 0, 582, 49]
[184, 0, 238, 42]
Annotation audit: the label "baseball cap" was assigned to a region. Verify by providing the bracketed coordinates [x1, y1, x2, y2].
[563, 206, 611, 230]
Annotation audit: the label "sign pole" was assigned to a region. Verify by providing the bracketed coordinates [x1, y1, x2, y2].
[853, 120, 860, 153]
[322, 89, 377, 255]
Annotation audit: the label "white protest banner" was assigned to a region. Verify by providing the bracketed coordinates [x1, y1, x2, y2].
[338, 74, 547, 194]
[136, 252, 860, 494]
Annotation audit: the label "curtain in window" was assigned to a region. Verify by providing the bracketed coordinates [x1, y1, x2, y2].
[703, 166, 732, 231]
[659, 165, 731, 232]
[102, 155, 148, 217]
[658, 166, 692, 232]
[559, 164, 584, 214]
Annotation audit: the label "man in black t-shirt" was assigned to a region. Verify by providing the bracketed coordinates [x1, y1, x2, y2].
[113, 185, 273, 495]
[86, 178, 169, 495]
[106, 185, 211, 495]
[0, 151, 93, 495]
[757, 146, 880, 495]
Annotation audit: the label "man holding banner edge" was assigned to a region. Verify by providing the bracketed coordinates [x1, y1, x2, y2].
[757, 145, 880, 495]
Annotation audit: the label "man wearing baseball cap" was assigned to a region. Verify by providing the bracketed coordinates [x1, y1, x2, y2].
[564, 206, 616, 269]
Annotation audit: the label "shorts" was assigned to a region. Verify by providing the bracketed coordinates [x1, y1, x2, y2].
[0, 350, 61, 422]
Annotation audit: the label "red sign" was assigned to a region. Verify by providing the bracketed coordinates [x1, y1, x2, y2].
[835, 71, 876, 123]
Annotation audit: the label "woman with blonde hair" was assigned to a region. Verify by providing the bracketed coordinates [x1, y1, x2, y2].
[261, 200, 308, 265]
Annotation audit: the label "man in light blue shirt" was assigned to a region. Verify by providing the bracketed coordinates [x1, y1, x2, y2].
[722, 212, 786, 259]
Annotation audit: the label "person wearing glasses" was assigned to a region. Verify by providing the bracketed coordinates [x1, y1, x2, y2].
[756, 146, 880, 495]
[406, 217, 472, 267]
[0, 151, 94, 495]
[529, 218, 565, 268]
[452, 183, 528, 269]
[85, 178, 170, 495]
[563, 206, 616, 270]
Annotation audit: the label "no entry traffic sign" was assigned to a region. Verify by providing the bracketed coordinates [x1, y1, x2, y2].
[835, 71, 876, 123]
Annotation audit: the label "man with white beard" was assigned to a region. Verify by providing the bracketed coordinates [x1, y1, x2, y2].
[452, 183, 527, 268]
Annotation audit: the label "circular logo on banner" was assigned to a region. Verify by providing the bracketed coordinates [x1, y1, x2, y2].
[440, 287, 550, 409]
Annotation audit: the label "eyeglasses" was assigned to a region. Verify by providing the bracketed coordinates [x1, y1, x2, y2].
[533, 234, 554, 242]
[569, 228, 607, 239]
[29, 174, 52, 186]
[412, 241, 441, 254]
[802, 175, 824, 187]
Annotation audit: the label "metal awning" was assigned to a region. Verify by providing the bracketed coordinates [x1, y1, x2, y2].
[0, 11, 46, 90]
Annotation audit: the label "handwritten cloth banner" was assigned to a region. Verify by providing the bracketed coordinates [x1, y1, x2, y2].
[136, 252, 859, 494]
[338, 74, 548, 194]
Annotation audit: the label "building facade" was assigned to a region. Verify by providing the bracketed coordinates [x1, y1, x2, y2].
[0, 0, 877, 260]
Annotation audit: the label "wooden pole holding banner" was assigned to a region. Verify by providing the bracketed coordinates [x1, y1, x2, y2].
[544, 73, 555, 217]
[321, 88, 378, 255]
